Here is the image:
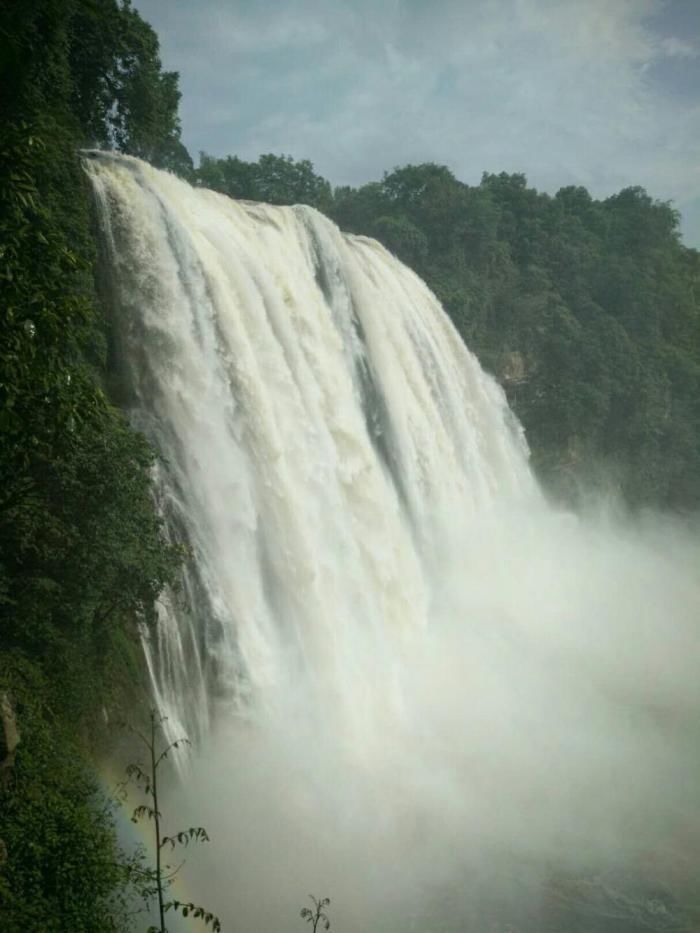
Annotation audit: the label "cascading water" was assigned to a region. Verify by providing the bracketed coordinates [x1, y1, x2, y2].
[86, 151, 536, 736]
[86, 153, 700, 932]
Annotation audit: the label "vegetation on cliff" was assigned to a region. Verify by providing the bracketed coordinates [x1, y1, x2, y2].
[0, 2, 184, 928]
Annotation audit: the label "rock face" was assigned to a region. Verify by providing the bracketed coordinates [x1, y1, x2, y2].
[0, 692, 19, 782]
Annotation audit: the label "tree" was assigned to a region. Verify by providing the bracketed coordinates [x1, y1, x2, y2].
[255, 154, 332, 209]
[372, 215, 428, 267]
[300, 896, 332, 933]
[196, 153, 259, 199]
[105, 2, 192, 173]
[195, 152, 332, 210]
[0, 656, 128, 932]
[123, 710, 221, 933]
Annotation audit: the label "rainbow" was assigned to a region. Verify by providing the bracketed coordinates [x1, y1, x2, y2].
[97, 759, 199, 932]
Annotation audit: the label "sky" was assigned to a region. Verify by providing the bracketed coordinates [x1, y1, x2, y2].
[135, 0, 700, 246]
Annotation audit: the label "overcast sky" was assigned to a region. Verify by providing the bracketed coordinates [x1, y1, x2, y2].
[135, 0, 700, 246]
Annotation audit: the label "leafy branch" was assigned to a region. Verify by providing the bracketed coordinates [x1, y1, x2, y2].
[122, 709, 221, 932]
[301, 895, 332, 933]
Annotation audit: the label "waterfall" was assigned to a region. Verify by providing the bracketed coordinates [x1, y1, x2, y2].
[86, 151, 536, 737]
[86, 153, 700, 932]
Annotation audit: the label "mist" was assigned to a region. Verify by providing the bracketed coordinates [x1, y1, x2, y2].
[166, 502, 700, 932]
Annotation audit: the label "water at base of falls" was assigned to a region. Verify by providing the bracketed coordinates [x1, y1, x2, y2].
[86, 152, 700, 932]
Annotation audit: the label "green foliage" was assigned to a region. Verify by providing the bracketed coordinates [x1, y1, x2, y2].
[0, 122, 180, 717]
[0, 0, 192, 174]
[300, 895, 332, 933]
[0, 656, 129, 932]
[70, 0, 192, 173]
[0, 1, 189, 926]
[371, 215, 428, 267]
[124, 711, 221, 932]
[197, 152, 332, 210]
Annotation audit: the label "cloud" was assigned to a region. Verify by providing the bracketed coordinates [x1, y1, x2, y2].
[659, 35, 698, 58]
[137, 0, 700, 244]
